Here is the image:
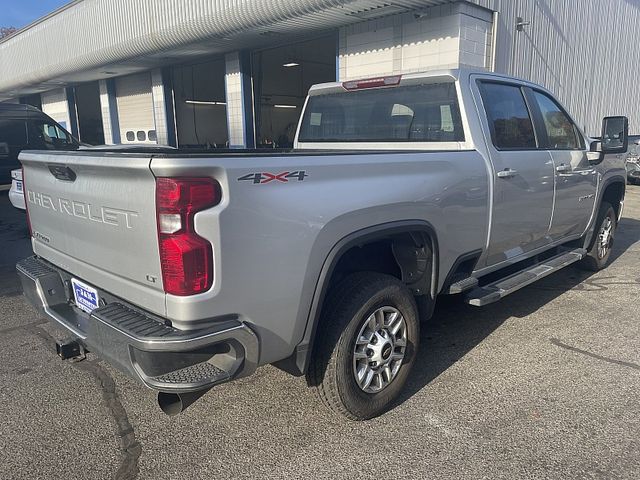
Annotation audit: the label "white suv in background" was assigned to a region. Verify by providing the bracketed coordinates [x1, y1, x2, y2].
[8, 168, 25, 210]
[626, 135, 640, 184]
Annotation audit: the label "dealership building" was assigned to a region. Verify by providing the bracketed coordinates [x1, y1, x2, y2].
[0, 0, 638, 148]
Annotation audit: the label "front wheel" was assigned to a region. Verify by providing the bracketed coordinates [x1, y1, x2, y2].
[580, 201, 616, 271]
[307, 272, 420, 420]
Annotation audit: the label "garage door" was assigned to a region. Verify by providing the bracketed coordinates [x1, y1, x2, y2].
[115, 72, 156, 144]
[41, 88, 71, 131]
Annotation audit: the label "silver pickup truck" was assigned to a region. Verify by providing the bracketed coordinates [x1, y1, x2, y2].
[16, 69, 629, 420]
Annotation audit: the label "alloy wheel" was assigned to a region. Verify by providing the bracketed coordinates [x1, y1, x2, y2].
[353, 306, 407, 393]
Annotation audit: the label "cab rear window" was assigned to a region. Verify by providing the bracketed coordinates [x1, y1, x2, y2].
[298, 83, 464, 143]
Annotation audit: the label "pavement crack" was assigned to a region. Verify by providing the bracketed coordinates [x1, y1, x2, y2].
[25, 325, 142, 480]
[551, 338, 640, 371]
[0, 319, 47, 334]
[74, 361, 142, 480]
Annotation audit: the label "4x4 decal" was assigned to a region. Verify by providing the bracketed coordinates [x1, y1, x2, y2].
[238, 171, 308, 184]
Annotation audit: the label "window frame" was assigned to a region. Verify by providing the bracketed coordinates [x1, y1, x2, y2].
[525, 88, 586, 151]
[477, 79, 540, 152]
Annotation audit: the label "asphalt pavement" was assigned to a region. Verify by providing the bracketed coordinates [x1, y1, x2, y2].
[0, 188, 638, 480]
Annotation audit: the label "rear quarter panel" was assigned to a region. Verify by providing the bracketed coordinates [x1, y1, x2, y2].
[151, 151, 489, 364]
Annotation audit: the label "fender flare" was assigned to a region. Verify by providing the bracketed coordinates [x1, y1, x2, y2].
[583, 175, 626, 248]
[275, 220, 439, 376]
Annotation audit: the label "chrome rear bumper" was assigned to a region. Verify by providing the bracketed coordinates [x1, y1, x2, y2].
[17, 256, 259, 393]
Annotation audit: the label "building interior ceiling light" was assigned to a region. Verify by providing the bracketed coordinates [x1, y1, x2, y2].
[185, 100, 226, 105]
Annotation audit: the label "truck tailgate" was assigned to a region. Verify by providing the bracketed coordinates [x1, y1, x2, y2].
[20, 151, 166, 315]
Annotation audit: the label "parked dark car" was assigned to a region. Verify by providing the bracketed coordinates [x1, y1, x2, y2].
[625, 134, 640, 184]
[0, 103, 79, 185]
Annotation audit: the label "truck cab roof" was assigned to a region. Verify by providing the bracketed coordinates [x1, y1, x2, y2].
[0, 103, 44, 113]
[307, 68, 547, 96]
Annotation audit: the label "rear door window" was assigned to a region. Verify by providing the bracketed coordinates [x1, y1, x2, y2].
[0, 118, 28, 147]
[479, 82, 537, 150]
[298, 83, 464, 143]
[530, 90, 581, 150]
[27, 119, 76, 150]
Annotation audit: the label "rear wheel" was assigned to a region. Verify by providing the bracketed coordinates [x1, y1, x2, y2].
[307, 272, 420, 420]
[580, 201, 616, 271]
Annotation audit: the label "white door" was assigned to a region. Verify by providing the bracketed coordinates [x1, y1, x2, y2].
[115, 72, 156, 144]
[41, 88, 71, 132]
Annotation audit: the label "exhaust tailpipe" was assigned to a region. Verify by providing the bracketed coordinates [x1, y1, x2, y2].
[157, 389, 209, 416]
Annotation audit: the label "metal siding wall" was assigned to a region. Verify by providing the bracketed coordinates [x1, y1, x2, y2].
[3, 0, 638, 135]
[470, 0, 640, 135]
[0, 0, 446, 98]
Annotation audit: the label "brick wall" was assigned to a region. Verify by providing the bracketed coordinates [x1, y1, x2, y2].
[458, 2, 493, 70]
[338, 2, 493, 81]
[98, 80, 115, 144]
[151, 68, 168, 145]
[225, 52, 246, 148]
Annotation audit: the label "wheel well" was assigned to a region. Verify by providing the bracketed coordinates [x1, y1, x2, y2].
[329, 231, 434, 297]
[602, 181, 625, 218]
[272, 226, 438, 378]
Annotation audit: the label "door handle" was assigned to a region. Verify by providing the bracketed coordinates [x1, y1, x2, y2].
[556, 163, 571, 173]
[497, 168, 518, 178]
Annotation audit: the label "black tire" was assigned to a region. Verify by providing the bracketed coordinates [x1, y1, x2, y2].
[580, 201, 616, 271]
[307, 272, 420, 420]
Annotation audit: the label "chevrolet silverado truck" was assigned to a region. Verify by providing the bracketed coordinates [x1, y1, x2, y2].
[16, 70, 629, 420]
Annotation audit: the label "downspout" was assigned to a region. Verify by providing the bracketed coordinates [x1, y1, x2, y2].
[490, 10, 499, 72]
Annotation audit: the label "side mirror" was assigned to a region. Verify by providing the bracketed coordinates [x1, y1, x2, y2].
[600, 116, 628, 154]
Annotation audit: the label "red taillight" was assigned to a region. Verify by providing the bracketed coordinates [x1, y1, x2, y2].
[342, 75, 402, 91]
[22, 167, 32, 237]
[156, 177, 220, 296]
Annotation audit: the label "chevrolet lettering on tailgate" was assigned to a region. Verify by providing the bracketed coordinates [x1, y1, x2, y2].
[27, 191, 139, 229]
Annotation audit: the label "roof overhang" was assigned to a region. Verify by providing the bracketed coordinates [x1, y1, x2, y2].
[0, 0, 458, 100]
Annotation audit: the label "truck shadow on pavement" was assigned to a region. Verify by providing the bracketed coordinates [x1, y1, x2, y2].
[396, 216, 640, 409]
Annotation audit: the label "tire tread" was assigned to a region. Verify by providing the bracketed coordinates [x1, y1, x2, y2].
[307, 272, 418, 420]
[580, 201, 616, 272]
